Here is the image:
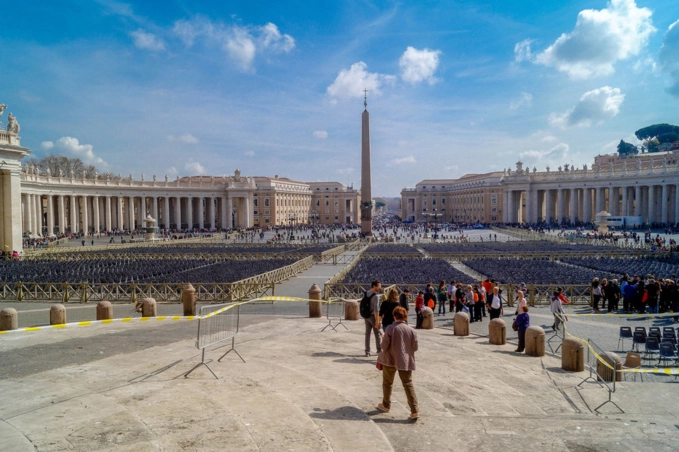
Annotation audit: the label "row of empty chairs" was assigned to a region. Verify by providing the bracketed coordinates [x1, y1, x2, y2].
[619, 326, 679, 367]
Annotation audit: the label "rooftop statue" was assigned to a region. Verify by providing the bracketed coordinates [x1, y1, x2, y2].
[6, 112, 19, 135]
[0, 104, 6, 127]
[164, 174, 168, 182]
[153, 174, 157, 182]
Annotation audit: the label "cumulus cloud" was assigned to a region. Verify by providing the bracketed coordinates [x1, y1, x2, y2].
[326, 62, 396, 102]
[510, 92, 532, 110]
[244, 150, 255, 157]
[549, 86, 624, 128]
[534, 0, 655, 78]
[514, 39, 533, 62]
[313, 130, 328, 139]
[47, 137, 107, 166]
[389, 155, 416, 166]
[660, 20, 679, 97]
[130, 30, 166, 51]
[184, 160, 206, 175]
[171, 18, 294, 71]
[519, 143, 570, 166]
[399, 47, 441, 84]
[168, 134, 199, 144]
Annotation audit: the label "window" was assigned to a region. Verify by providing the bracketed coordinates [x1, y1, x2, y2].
[265, 210, 270, 215]
[316, 200, 320, 207]
[335, 216, 339, 220]
[442, 199, 446, 205]
[253, 199, 258, 207]
[264, 199, 269, 207]
[325, 200, 329, 206]
[254, 211, 258, 215]
[334, 200, 338, 206]
[432, 199, 437, 205]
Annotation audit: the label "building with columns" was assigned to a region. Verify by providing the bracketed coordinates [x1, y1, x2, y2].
[402, 154, 679, 227]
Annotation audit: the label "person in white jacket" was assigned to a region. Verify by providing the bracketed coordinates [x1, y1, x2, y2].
[551, 290, 567, 331]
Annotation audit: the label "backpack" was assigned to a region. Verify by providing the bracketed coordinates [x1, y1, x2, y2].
[360, 291, 374, 319]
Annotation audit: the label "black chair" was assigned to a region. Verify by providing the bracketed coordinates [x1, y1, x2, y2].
[632, 331, 646, 352]
[618, 326, 633, 351]
[658, 341, 678, 367]
[663, 327, 677, 344]
[634, 326, 647, 337]
[644, 336, 661, 362]
[649, 327, 662, 340]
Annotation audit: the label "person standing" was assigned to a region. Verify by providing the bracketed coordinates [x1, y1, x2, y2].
[514, 290, 527, 316]
[514, 305, 530, 353]
[415, 291, 424, 329]
[364, 280, 382, 357]
[436, 281, 447, 316]
[380, 289, 401, 332]
[473, 285, 483, 322]
[550, 290, 567, 331]
[465, 285, 475, 322]
[487, 286, 503, 320]
[376, 307, 419, 420]
[448, 280, 456, 313]
[398, 288, 410, 324]
[423, 286, 436, 312]
[591, 277, 602, 313]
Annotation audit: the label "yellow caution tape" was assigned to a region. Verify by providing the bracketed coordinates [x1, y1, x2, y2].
[567, 312, 678, 318]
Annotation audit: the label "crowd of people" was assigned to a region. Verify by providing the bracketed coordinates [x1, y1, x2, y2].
[592, 274, 679, 320]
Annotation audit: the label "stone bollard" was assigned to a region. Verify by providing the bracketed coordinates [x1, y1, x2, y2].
[454, 311, 469, 336]
[344, 300, 359, 320]
[181, 283, 197, 316]
[142, 298, 157, 318]
[525, 326, 546, 357]
[597, 351, 622, 382]
[0, 308, 18, 331]
[308, 284, 322, 318]
[421, 307, 434, 329]
[50, 304, 66, 325]
[488, 318, 506, 345]
[561, 338, 585, 372]
[96, 301, 113, 320]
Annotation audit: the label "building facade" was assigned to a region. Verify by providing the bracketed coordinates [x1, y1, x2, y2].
[401, 172, 504, 223]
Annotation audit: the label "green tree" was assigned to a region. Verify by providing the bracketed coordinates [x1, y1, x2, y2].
[642, 137, 659, 153]
[635, 123, 679, 142]
[617, 140, 638, 156]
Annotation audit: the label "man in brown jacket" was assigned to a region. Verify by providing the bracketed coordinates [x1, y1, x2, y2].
[376, 306, 419, 420]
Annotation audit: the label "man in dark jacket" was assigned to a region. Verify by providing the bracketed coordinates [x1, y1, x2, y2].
[399, 288, 410, 324]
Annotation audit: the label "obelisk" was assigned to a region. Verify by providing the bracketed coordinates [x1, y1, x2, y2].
[360, 90, 372, 236]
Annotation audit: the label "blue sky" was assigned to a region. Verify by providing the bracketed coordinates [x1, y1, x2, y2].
[2, 0, 679, 196]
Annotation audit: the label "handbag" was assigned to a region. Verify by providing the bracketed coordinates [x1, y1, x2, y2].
[512, 318, 519, 331]
[376, 362, 383, 371]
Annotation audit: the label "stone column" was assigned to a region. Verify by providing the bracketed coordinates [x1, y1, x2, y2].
[569, 188, 577, 223]
[221, 196, 227, 229]
[140, 196, 146, 222]
[226, 196, 233, 228]
[210, 196, 216, 229]
[544, 189, 553, 223]
[82, 195, 89, 233]
[163, 197, 170, 229]
[56, 195, 64, 233]
[152, 197, 158, 221]
[197, 196, 204, 229]
[33, 195, 40, 234]
[68, 195, 76, 233]
[117, 197, 124, 230]
[92, 196, 100, 233]
[634, 186, 642, 217]
[556, 189, 564, 223]
[23, 194, 32, 234]
[187, 197, 193, 229]
[608, 187, 617, 216]
[662, 184, 669, 225]
[127, 196, 135, 231]
[105, 196, 112, 232]
[244, 196, 250, 228]
[648, 185, 656, 225]
[46, 194, 54, 235]
[502, 190, 509, 223]
[622, 187, 628, 216]
[174, 197, 181, 229]
[581, 188, 589, 223]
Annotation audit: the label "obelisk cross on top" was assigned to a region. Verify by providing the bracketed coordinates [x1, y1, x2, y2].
[360, 88, 372, 236]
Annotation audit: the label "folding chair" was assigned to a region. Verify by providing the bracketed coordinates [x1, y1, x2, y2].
[632, 331, 646, 353]
[649, 327, 662, 341]
[657, 342, 678, 367]
[618, 326, 633, 351]
[663, 327, 677, 345]
[621, 351, 643, 382]
[644, 336, 660, 362]
[634, 326, 647, 337]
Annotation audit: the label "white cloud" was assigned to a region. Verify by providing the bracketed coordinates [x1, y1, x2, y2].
[660, 20, 679, 97]
[168, 134, 199, 144]
[389, 155, 416, 166]
[244, 150, 255, 157]
[171, 19, 294, 71]
[52, 136, 106, 166]
[326, 62, 396, 102]
[313, 130, 328, 139]
[184, 160, 206, 175]
[165, 167, 178, 177]
[399, 46, 441, 84]
[519, 143, 570, 166]
[514, 39, 533, 62]
[130, 30, 166, 52]
[549, 86, 624, 128]
[534, 0, 655, 79]
[41, 141, 54, 150]
[510, 92, 532, 110]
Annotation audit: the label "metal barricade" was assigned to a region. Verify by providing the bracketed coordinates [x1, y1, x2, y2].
[184, 302, 245, 379]
[321, 299, 346, 332]
[578, 338, 623, 413]
[546, 312, 567, 354]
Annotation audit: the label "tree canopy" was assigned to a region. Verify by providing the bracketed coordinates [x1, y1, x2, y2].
[617, 140, 638, 157]
[634, 123, 679, 143]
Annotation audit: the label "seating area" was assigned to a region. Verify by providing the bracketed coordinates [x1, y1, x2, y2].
[340, 257, 473, 284]
[621, 326, 679, 367]
[364, 244, 420, 254]
[421, 242, 613, 253]
[462, 257, 618, 284]
[56, 244, 334, 256]
[561, 256, 679, 279]
[0, 257, 299, 284]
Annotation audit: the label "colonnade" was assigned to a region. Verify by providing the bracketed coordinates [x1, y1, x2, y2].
[21, 193, 251, 235]
[504, 183, 679, 225]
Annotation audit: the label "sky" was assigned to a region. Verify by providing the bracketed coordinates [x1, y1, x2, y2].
[2, 0, 679, 196]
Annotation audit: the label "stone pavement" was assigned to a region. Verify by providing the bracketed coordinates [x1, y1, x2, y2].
[2, 307, 679, 451]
